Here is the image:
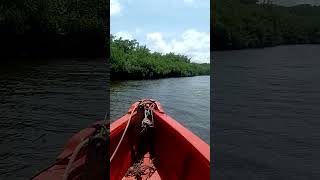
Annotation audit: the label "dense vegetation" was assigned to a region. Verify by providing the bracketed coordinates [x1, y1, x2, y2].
[111, 35, 210, 79]
[213, 0, 320, 50]
[0, 0, 108, 57]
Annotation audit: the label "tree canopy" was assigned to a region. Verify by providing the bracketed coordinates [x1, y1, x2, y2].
[213, 0, 320, 50]
[111, 35, 210, 79]
[0, 0, 108, 57]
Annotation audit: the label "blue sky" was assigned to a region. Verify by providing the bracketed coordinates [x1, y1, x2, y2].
[111, 0, 210, 63]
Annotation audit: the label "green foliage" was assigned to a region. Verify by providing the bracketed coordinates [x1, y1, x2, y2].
[111, 35, 210, 79]
[0, 0, 108, 57]
[0, 0, 107, 34]
[213, 0, 320, 50]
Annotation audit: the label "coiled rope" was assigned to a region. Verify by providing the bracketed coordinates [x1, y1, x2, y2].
[110, 100, 155, 163]
[62, 100, 153, 179]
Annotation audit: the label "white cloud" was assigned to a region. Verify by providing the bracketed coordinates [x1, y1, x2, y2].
[111, 0, 121, 16]
[146, 32, 171, 53]
[145, 29, 210, 63]
[115, 31, 133, 40]
[135, 28, 142, 34]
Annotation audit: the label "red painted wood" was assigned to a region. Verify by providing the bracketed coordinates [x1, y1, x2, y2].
[31, 123, 101, 180]
[152, 111, 210, 180]
[32, 100, 210, 180]
[110, 100, 210, 180]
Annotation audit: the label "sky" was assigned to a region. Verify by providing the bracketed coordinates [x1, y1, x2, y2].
[110, 0, 210, 63]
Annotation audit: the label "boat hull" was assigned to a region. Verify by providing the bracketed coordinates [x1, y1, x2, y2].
[31, 121, 107, 180]
[32, 100, 210, 180]
[110, 100, 210, 180]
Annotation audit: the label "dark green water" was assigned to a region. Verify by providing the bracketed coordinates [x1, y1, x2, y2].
[213, 45, 320, 179]
[0, 59, 108, 180]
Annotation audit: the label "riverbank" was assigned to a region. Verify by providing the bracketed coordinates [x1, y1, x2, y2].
[111, 35, 210, 80]
[212, 0, 320, 50]
[0, 33, 106, 58]
[212, 43, 320, 52]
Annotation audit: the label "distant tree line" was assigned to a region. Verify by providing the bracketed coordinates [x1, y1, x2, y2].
[213, 0, 320, 50]
[0, 0, 108, 58]
[111, 35, 210, 79]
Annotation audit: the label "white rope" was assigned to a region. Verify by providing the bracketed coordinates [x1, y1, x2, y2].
[62, 138, 89, 180]
[62, 105, 109, 180]
[110, 105, 138, 162]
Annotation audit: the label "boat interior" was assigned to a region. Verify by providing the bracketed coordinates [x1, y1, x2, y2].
[110, 100, 209, 180]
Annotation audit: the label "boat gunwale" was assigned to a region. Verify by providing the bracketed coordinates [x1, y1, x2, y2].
[110, 100, 210, 163]
[153, 110, 210, 162]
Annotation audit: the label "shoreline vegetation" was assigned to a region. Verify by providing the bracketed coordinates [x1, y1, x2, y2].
[1, 1, 208, 80]
[213, 0, 320, 50]
[0, 0, 108, 58]
[110, 35, 210, 80]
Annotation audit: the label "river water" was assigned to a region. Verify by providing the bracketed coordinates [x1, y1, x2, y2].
[0, 59, 209, 179]
[213, 45, 320, 179]
[110, 76, 210, 144]
[0, 59, 108, 180]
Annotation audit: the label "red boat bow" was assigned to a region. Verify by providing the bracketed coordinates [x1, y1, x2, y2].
[110, 99, 210, 180]
[32, 99, 210, 180]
